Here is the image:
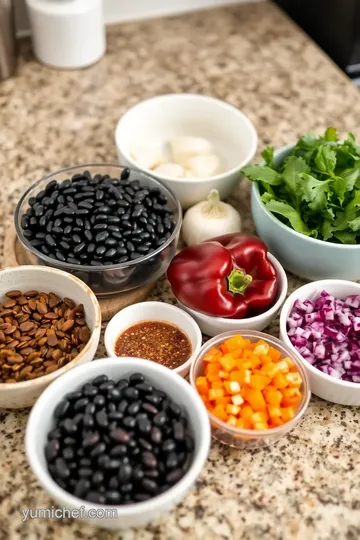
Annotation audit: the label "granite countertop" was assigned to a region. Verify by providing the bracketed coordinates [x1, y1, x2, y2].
[1, 2, 360, 539]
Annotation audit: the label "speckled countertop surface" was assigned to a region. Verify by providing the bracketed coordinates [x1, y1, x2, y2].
[1, 2, 360, 539]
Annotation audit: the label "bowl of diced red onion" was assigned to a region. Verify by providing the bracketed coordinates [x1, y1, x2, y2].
[279, 280, 360, 406]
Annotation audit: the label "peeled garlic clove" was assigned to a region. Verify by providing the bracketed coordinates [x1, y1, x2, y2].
[130, 144, 167, 170]
[185, 154, 223, 178]
[169, 136, 213, 165]
[153, 163, 185, 178]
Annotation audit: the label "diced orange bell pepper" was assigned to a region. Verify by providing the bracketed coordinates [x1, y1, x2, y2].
[220, 343, 229, 355]
[208, 388, 224, 400]
[240, 404, 253, 420]
[263, 387, 282, 406]
[206, 362, 221, 374]
[229, 370, 243, 382]
[251, 411, 268, 424]
[203, 349, 222, 363]
[215, 397, 231, 407]
[269, 416, 284, 427]
[274, 360, 290, 374]
[207, 373, 221, 383]
[225, 335, 244, 352]
[281, 407, 295, 422]
[211, 381, 223, 390]
[226, 404, 240, 415]
[281, 388, 301, 407]
[250, 374, 270, 390]
[261, 362, 278, 378]
[219, 353, 237, 372]
[273, 373, 289, 389]
[253, 341, 270, 356]
[218, 370, 229, 379]
[244, 389, 266, 411]
[226, 415, 237, 426]
[267, 404, 282, 419]
[253, 422, 268, 430]
[286, 372, 302, 388]
[195, 376, 209, 395]
[268, 346, 282, 362]
[212, 404, 228, 422]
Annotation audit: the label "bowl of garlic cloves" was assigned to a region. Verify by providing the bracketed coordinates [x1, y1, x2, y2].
[115, 94, 258, 209]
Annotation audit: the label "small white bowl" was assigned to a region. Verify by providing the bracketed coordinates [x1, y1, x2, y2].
[115, 94, 257, 209]
[279, 280, 360, 405]
[0, 266, 101, 408]
[176, 253, 287, 337]
[251, 144, 360, 280]
[104, 301, 202, 377]
[26, 357, 211, 530]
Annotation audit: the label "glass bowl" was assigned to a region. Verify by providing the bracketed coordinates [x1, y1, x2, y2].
[190, 330, 311, 449]
[15, 164, 182, 296]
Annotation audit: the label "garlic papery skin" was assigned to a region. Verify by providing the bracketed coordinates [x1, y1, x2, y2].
[185, 154, 223, 178]
[182, 189, 242, 246]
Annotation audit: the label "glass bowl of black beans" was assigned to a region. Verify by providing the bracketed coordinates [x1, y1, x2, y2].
[15, 165, 182, 295]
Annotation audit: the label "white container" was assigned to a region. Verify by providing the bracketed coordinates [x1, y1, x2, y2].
[105, 301, 203, 377]
[176, 253, 288, 337]
[0, 266, 101, 408]
[26, 357, 211, 529]
[26, 0, 106, 69]
[279, 279, 360, 406]
[251, 145, 360, 281]
[115, 94, 258, 209]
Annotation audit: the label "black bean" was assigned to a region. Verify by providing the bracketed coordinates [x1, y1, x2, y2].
[83, 432, 100, 448]
[99, 380, 115, 392]
[95, 410, 108, 429]
[137, 417, 152, 434]
[66, 257, 81, 265]
[117, 399, 128, 413]
[54, 457, 70, 479]
[110, 445, 127, 457]
[87, 491, 106, 505]
[127, 402, 141, 416]
[93, 394, 106, 407]
[95, 245, 106, 257]
[74, 479, 91, 498]
[142, 478, 158, 493]
[60, 241, 70, 251]
[121, 168, 130, 180]
[123, 416, 136, 429]
[145, 394, 163, 406]
[142, 403, 158, 415]
[87, 243, 96, 254]
[136, 383, 153, 393]
[45, 439, 60, 461]
[90, 442, 106, 458]
[108, 411, 124, 422]
[83, 414, 94, 428]
[73, 242, 86, 255]
[162, 439, 176, 453]
[105, 248, 117, 259]
[110, 428, 130, 444]
[150, 426, 162, 444]
[54, 399, 70, 419]
[105, 237, 117, 247]
[95, 231, 109, 243]
[116, 247, 127, 256]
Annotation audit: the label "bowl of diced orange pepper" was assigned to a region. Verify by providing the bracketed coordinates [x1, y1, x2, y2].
[190, 330, 311, 448]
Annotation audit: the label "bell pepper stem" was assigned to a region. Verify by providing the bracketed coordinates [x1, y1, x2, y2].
[227, 269, 252, 295]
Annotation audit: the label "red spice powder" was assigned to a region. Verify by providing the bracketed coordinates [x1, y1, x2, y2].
[115, 320, 192, 369]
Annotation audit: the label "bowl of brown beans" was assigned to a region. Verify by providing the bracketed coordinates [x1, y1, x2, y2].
[0, 266, 101, 408]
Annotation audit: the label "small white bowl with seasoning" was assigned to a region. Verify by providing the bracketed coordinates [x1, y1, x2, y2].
[115, 94, 257, 209]
[104, 302, 202, 377]
[279, 280, 360, 406]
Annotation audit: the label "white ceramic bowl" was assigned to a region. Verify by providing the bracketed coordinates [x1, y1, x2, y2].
[176, 253, 287, 337]
[280, 279, 360, 405]
[104, 301, 202, 377]
[0, 266, 101, 408]
[251, 144, 360, 280]
[26, 357, 211, 530]
[115, 94, 257, 209]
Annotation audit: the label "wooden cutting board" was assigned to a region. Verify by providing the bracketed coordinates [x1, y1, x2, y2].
[3, 223, 155, 322]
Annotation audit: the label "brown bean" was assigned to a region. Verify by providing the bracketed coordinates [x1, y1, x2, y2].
[20, 365, 33, 376]
[20, 347, 34, 356]
[44, 312, 58, 320]
[49, 293, 61, 309]
[0, 330, 5, 343]
[18, 314, 30, 324]
[45, 365, 58, 374]
[27, 352, 41, 362]
[33, 313, 42, 322]
[29, 358, 42, 366]
[52, 349, 62, 362]
[4, 325, 16, 335]
[16, 296, 28, 306]
[62, 320, 74, 332]
[27, 299, 37, 311]
[5, 379, 17, 384]
[47, 335, 58, 347]
[24, 291, 38, 298]
[64, 298, 75, 309]
[7, 354, 24, 364]
[35, 328, 46, 339]
[22, 305, 32, 315]
[3, 299, 16, 309]
[0, 348, 14, 357]
[5, 290, 21, 298]
[19, 321, 35, 332]
[79, 327, 90, 343]
[37, 337, 47, 346]
[19, 335, 31, 342]
[36, 301, 48, 315]
[0, 309, 15, 317]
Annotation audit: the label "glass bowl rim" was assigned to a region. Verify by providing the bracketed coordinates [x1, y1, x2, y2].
[189, 329, 311, 439]
[14, 163, 182, 272]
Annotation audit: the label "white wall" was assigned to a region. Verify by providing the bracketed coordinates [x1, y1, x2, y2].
[15, 0, 262, 35]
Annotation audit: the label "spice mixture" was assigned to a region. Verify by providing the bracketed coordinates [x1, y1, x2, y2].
[0, 290, 91, 383]
[115, 321, 192, 369]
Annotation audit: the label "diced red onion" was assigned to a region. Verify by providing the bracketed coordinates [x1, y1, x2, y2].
[287, 291, 360, 383]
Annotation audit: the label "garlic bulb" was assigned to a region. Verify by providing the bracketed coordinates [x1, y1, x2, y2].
[182, 189, 242, 246]
[169, 136, 213, 166]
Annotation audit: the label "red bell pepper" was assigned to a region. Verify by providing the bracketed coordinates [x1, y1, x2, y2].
[167, 233, 278, 319]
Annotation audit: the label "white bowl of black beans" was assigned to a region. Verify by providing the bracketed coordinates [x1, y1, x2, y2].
[15, 165, 182, 296]
[26, 357, 211, 529]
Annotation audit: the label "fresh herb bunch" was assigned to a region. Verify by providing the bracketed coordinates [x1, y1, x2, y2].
[241, 128, 360, 244]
